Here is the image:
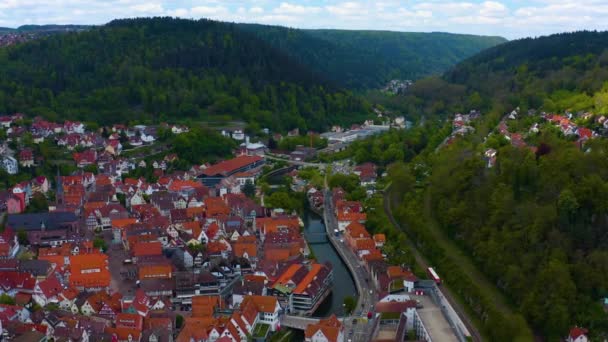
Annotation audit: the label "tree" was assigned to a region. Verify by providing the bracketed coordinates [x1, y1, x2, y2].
[26, 193, 48, 213]
[176, 314, 184, 329]
[17, 229, 28, 245]
[0, 293, 15, 305]
[93, 237, 107, 252]
[242, 180, 255, 198]
[343, 296, 356, 315]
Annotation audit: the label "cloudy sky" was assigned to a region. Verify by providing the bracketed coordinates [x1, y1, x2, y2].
[0, 0, 606, 39]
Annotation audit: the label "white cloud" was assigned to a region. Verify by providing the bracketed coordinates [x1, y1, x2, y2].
[0, 0, 606, 38]
[273, 3, 321, 15]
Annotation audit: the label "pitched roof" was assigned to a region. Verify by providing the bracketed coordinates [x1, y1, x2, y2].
[202, 155, 263, 177]
[569, 327, 588, 339]
[233, 241, 257, 258]
[345, 222, 370, 239]
[373, 233, 386, 243]
[241, 295, 277, 313]
[304, 314, 342, 342]
[168, 180, 203, 192]
[132, 241, 162, 258]
[191, 295, 221, 317]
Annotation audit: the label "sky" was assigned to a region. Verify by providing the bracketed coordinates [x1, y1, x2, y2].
[0, 0, 607, 39]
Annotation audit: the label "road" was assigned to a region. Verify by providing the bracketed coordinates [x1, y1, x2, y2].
[323, 188, 378, 342]
[263, 153, 327, 169]
[383, 188, 482, 342]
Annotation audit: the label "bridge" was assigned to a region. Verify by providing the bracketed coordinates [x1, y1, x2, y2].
[281, 315, 346, 330]
[264, 154, 327, 169]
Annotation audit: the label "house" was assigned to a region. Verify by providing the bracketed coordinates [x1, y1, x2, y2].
[0, 229, 19, 259]
[0, 116, 12, 128]
[69, 254, 111, 291]
[198, 155, 264, 187]
[373, 234, 386, 248]
[484, 148, 497, 168]
[30, 176, 49, 194]
[18, 149, 34, 167]
[272, 263, 333, 315]
[240, 295, 282, 331]
[567, 327, 589, 342]
[305, 315, 344, 342]
[1, 156, 18, 175]
[336, 211, 366, 232]
[6, 212, 80, 247]
[73, 150, 97, 168]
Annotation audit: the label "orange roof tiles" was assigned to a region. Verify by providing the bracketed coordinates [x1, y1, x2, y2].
[264, 249, 290, 262]
[273, 264, 302, 286]
[233, 241, 257, 258]
[373, 233, 386, 243]
[202, 155, 262, 176]
[168, 180, 203, 192]
[354, 238, 375, 251]
[257, 217, 300, 235]
[186, 207, 205, 218]
[112, 218, 137, 229]
[294, 263, 323, 294]
[204, 198, 230, 217]
[337, 212, 367, 222]
[305, 314, 342, 342]
[241, 295, 277, 313]
[206, 241, 230, 254]
[69, 254, 110, 289]
[345, 222, 370, 239]
[138, 264, 172, 280]
[132, 241, 162, 257]
[191, 296, 221, 317]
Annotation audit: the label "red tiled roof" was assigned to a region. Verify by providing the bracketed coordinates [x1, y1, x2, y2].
[202, 155, 262, 176]
[569, 327, 588, 339]
[132, 241, 162, 257]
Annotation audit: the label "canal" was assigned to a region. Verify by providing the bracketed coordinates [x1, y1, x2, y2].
[302, 208, 357, 317]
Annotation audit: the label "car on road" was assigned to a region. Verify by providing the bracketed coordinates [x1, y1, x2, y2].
[367, 312, 373, 319]
[352, 319, 357, 325]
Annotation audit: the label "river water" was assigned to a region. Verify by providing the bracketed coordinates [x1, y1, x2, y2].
[302, 208, 357, 317]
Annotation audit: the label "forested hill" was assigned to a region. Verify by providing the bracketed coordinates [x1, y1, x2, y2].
[0, 17, 370, 131]
[386, 30, 608, 340]
[400, 31, 608, 118]
[239, 23, 506, 89]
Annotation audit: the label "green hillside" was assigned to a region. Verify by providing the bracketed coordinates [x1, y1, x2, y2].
[0, 17, 370, 131]
[386, 30, 608, 339]
[398, 31, 608, 118]
[239, 23, 506, 89]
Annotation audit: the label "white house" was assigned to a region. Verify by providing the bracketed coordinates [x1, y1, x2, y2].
[1, 156, 18, 175]
[567, 327, 589, 342]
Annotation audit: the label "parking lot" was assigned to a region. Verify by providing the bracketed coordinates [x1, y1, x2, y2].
[412, 294, 458, 342]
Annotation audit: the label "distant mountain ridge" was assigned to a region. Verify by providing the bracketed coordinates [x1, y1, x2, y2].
[397, 30, 608, 118]
[0, 24, 90, 34]
[238, 23, 506, 89]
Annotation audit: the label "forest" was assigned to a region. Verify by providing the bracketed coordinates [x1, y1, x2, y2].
[392, 31, 608, 120]
[239, 23, 505, 89]
[0, 17, 370, 132]
[374, 31, 608, 340]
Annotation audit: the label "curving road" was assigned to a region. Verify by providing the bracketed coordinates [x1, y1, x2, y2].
[323, 188, 378, 342]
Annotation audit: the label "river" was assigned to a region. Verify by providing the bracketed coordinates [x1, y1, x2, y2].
[302, 208, 357, 317]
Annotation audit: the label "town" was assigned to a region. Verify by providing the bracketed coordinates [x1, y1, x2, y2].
[0, 112, 479, 342]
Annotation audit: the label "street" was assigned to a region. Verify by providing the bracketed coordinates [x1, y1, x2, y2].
[323, 188, 378, 342]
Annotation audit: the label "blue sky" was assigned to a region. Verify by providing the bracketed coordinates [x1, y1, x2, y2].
[0, 0, 606, 39]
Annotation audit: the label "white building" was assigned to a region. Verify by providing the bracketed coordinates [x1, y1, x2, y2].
[1, 156, 18, 175]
